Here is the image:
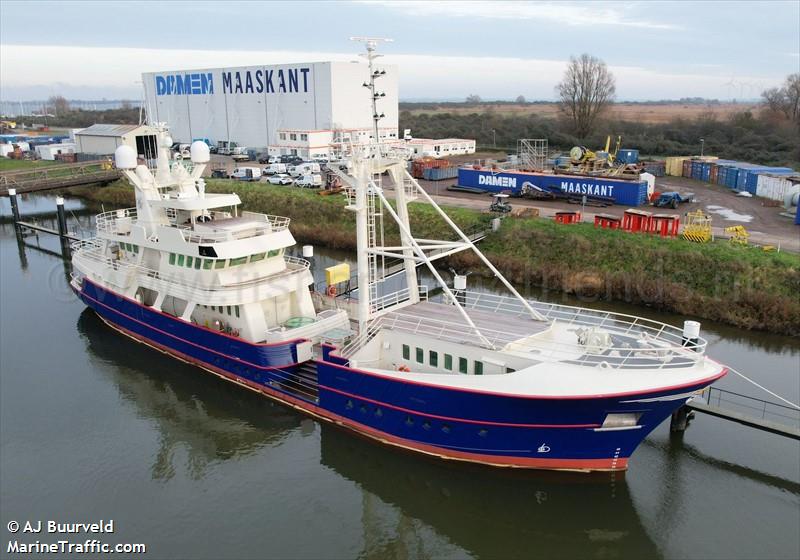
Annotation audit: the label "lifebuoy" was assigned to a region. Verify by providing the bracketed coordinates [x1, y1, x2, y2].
[326, 285, 337, 297]
[397, 364, 410, 373]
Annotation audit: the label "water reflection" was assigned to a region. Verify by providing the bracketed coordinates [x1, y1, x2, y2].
[76, 310, 303, 481]
[319, 425, 660, 560]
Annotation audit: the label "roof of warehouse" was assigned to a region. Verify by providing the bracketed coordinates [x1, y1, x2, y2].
[75, 124, 145, 137]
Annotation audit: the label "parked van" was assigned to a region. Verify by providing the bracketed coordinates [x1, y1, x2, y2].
[230, 167, 262, 181]
[295, 174, 323, 188]
[289, 162, 321, 177]
[264, 163, 287, 175]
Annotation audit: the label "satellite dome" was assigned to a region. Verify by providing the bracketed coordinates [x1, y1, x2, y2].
[190, 141, 210, 163]
[114, 145, 137, 169]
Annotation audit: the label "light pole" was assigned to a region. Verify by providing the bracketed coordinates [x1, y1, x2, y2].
[700, 138, 704, 158]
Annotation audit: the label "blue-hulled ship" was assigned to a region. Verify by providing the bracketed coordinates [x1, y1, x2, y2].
[71, 40, 726, 472]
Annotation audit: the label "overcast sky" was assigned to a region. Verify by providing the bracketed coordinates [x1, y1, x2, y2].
[1, 0, 798, 101]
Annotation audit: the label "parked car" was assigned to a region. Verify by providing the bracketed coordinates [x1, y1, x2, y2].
[279, 154, 303, 165]
[264, 163, 287, 175]
[257, 153, 271, 164]
[289, 162, 321, 177]
[230, 167, 262, 181]
[268, 173, 293, 185]
[295, 174, 323, 188]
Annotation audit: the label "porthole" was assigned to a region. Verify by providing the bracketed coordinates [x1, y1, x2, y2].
[345, 400, 354, 410]
[360, 404, 367, 414]
[422, 422, 431, 431]
[441, 424, 451, 434]
[478, 429, 488, 438]
[405, 416, 414, 426]
[375, 409, 383, 418]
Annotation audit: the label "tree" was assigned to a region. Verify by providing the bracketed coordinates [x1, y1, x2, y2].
[465, 94, 482, 103]
[515, 95, 526, 104]
[121, 99, 132, 110]
[48, 95, 70, 116]
[762, 73, 800, 125]
[556, 54, 616, 138]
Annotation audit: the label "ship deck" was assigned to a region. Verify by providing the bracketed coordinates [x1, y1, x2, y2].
[382, 300, 550, 348]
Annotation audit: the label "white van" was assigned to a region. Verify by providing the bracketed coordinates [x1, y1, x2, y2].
[295, 174, 323, 188]
[265, 163, 287, 175]
[289, 162, 321, 177]
[230, 167, 262, 181]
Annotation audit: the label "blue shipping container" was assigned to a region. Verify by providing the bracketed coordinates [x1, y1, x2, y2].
[744, 168, 795, 193]
[795, 202, 800, 225]
[423, 167, 458, 181]
[457, 168, 648, 206]
[617, 149, 639, 164]
[691, 161, 702, 180]
[700, 162, 711, 182]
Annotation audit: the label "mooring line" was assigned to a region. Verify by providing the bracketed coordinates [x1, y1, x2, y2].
[728, 366, 800, 410]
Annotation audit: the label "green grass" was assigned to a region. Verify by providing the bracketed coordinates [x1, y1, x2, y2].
[0, 158, 59, 171]
[66, 178, 800, 335]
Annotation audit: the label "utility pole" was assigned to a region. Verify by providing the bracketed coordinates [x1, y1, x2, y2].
[700, 138, 704, 158]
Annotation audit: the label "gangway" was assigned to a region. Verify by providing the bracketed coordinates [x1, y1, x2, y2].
[0, 160, 120, 196]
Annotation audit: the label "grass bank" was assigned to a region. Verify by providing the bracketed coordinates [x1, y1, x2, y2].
[0, 158, 59, 172]
[67, 179, 800, 335]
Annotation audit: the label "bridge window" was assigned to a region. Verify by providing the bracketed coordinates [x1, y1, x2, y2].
[230, 256, 248, 266]
[402, 345, 410, 360]
[267, 249, 280, 258]
[429, 351, 438, 367]
[194, 257, 201, 270]
[177, 255, 185, 267]
[444, 354, 452, 370]
[474, 361, 483, 375]
[203, 259, 213, 270]
[186, 256, 193, 268]
[169, 253, 176, 265]
[251, 252, 266, 262]
[458, 357, 468, 374]
[235, 306, 240, 318]
[415, 347, 424, 363]
[215, 259, 226, 269]
[226, 306, 232, 315]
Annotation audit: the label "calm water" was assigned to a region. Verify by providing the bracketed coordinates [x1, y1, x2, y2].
[1, 194, 798, 560]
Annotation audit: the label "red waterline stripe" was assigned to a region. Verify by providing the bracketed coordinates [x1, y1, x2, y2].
[318, 384, 601, 429]
[99, 316, 626, 471]
[323, 354, 728, 401]
[80, 288, 300, 372]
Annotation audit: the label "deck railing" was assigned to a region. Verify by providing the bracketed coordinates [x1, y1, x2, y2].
[95, 208, 291, 242]
[442, 290, 707, 355]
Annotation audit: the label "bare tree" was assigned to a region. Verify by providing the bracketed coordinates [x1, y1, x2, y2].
[465, 94, 482, 104]
[762, 73, 800, 125]
[515, 95, 526, 103]
[556, 54, 616, 137]
[48, 95, 70, 116]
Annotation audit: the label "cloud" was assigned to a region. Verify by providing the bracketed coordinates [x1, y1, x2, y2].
[0, 44, 782, 101]
[359, 0, 681, 30]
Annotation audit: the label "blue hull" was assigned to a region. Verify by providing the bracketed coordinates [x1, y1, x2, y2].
[77, 280, 724, 471]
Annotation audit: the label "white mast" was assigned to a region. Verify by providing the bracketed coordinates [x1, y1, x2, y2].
[344, 38, 546, 345]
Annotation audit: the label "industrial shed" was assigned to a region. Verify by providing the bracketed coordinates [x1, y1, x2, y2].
[74, 124, 159, 157]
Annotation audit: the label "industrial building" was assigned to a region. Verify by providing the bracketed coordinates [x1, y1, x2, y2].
[75, 124, 158, 157]
[406, 138, 477, 158]
[141, 61, 400, 152]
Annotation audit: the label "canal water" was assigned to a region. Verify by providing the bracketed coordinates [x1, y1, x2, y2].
[1, 193, 798, 559]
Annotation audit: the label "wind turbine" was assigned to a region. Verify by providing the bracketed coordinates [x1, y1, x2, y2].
[722, 75, 737, 101]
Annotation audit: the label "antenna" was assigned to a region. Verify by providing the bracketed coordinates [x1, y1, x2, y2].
[350, 37, 393, 152]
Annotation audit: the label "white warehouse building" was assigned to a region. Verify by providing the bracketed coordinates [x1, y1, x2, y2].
[142, 61, 401, 154]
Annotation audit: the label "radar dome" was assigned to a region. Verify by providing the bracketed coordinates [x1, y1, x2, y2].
[114, 145, 137, 169]
[190, 141, 210, 163]
[162, 135, 173, 148]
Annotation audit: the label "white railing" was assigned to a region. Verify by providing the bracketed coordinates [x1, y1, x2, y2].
[369, 285, 428, 314]
[72, 240, 310, 294]
[94, 208, 291, 243]
[444, 290, 706, 354]
[376, 307, 703, 370]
